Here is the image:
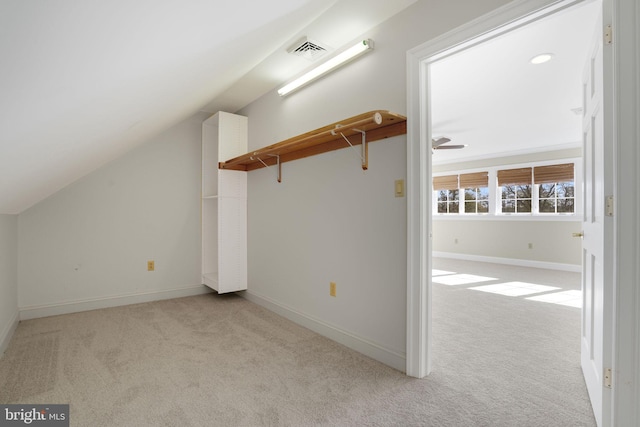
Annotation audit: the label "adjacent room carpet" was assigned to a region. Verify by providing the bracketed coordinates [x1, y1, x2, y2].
[0, 259, 595, 426]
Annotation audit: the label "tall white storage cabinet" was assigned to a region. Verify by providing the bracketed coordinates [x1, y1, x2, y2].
[202, 112, 248, 293]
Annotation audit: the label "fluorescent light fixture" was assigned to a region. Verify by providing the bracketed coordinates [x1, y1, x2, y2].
[530, 53, 554, 64]
[278, 39, 374, 96]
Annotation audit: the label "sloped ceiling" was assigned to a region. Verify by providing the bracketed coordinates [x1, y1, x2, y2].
[203, 0, 417, 114]
[0, 0, 415, 214]
[0, 0, 596, 213]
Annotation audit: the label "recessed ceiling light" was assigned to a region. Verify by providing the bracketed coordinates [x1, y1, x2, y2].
[530, 53, 554, 64]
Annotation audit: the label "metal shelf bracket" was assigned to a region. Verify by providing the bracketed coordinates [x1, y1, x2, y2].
[251, 153, 282, 182]
[333, 127, 368, 170]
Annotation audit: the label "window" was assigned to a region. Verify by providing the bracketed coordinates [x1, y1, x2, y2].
[433, 160, 578, 218]
[538, 182, 575, 212]
[437, 189, 459, 213]
[460, 172, 489, 213]
[433, 175, 459, 213]
[500, 184, 532, 213]
[497, 167, 532, 213]
[464, 187, 489, 213]
[534, 163, 575, 213]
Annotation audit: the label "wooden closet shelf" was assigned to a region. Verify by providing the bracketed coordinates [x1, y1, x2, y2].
[218, 110, 407, 173]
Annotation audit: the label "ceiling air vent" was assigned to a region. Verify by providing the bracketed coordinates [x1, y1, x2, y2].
[287, 37, 329, 61]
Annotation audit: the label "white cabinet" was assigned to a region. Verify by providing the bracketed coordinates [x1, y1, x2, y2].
[202, 112, 247, 293]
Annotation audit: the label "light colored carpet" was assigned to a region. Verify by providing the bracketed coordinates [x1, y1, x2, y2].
[0, 259, 595, 426]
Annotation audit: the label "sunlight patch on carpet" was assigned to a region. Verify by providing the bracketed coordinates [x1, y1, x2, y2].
[432, 269, 456, 277]
[469, 282, 560, 297]
[432, 274, 496, 286]
[527, 290, 582, 308]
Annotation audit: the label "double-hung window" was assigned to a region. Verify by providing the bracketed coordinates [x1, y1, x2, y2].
[434, 175, 459, 213]
[534, 163, 575, 213]
[497, 167, 533, 213]
[460, 172, 489, 213]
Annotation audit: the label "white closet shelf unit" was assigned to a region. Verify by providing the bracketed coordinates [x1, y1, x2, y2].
[218, 110, 407, 182]
[202, 111, 248, 294]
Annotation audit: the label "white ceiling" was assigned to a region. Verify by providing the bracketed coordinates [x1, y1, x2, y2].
[0, 0, 599, 213]
[0, 0, 415, 214]
[430, 1, 600, 164]
[202, 0, 417, 114]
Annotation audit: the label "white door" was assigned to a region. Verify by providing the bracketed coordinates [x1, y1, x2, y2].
[580, 8, 612, 426]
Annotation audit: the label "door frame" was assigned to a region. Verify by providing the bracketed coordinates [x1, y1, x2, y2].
[406, 0, 640, 424]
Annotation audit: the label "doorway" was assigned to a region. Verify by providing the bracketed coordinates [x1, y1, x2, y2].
[406, 0, 614, 424]
[428, 1, 599, 421]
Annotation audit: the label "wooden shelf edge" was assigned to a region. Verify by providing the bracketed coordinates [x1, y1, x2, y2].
[218, 110, 407, 172]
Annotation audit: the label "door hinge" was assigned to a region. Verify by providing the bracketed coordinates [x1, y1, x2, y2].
[605, 195, 614, 216]
[604, 24, 613, 45]
[604, 367, 613, 389]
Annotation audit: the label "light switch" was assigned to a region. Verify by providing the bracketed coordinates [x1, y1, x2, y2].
[395, 179, 405, 197]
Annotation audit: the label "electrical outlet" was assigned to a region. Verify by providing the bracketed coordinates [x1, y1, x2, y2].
[330, 282, 336, 297]
[528, 243, 533, 249]
[454, 238, 459, 244]
[147, 260, 155, 271]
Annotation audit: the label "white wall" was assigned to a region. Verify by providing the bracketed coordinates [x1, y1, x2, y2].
[0, 214, 18, 356]
[433, 148, 582, 269]
[433, 219, 582, 267]
[18, 116, 206, 319]
[239, 0, 510, 369]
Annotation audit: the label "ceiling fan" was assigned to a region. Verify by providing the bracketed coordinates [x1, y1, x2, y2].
[432, 137, 467, 150]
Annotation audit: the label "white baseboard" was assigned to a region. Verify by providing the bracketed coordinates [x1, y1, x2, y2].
[433, 251, 581, 273]
[0, 310, 19, 358]
[241, 290, 406, 373]
[19, 285, 212, 320]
